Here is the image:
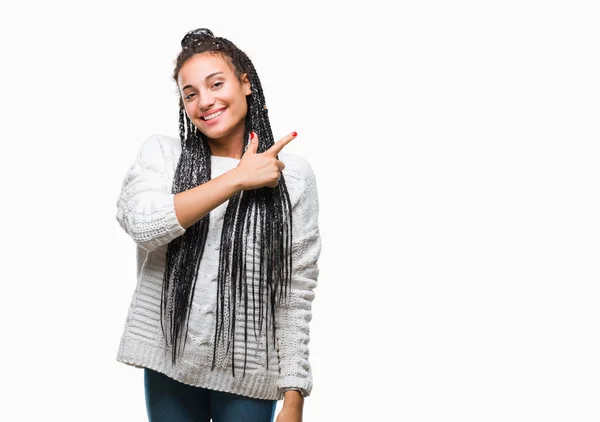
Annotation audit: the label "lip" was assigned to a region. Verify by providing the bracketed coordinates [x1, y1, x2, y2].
[199, 107, 227, 125]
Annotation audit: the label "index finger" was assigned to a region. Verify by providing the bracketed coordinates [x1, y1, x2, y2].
[266, 131, 297, 156]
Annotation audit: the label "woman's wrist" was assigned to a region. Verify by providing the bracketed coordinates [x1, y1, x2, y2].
[283, 389, 304, 407]
[226, 167, 247, 192]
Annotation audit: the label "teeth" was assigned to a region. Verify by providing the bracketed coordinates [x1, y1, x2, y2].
[202, 110, 224, 121]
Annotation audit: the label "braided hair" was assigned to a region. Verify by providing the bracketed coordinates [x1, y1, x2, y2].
[161, 28, 293, 375]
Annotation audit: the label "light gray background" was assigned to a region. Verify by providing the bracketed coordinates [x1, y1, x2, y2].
[2, 0, 598, 420]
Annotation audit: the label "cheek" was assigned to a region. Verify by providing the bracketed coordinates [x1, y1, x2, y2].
[233, 92, 248, 113]
[184, 103, 195, 119]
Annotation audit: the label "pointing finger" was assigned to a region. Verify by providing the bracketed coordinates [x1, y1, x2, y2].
[266, 131, 297, 157]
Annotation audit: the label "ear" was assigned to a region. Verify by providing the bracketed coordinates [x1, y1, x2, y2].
[241, 73, 252, 96]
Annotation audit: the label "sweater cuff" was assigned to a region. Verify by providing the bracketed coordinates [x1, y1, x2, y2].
[278, 376, 312, 399]
[125, 193, 186, 251]
[282, 387, 308, 398]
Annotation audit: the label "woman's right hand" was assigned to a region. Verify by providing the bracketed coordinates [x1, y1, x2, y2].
[234, 131, 297, 190]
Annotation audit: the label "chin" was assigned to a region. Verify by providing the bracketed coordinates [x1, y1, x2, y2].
[202, 128, 228, 140]
[191, 122, 219, 137]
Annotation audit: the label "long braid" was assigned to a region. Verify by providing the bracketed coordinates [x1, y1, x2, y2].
[161, 28, 293, 374]
[162, 109, 212, 366]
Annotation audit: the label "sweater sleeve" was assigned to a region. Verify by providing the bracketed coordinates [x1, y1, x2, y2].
[275, 160, 322, 398]
[115, 135, 186, 251]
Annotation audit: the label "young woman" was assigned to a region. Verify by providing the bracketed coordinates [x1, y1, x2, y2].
[115, 28, 321, 422]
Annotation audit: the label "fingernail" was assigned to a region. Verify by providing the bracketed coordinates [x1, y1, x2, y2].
[250, 132, 255, 140]
[292, 132, 297, 137]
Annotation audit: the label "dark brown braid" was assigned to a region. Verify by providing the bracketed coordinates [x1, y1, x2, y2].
[160, 28, 293, 375]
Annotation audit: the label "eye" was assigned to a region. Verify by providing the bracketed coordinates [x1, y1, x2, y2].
[184, 92, 196, 101]
[212, 82, 223, 89]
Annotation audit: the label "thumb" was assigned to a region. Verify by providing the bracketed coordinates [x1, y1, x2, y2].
[245, 132, 258, 155]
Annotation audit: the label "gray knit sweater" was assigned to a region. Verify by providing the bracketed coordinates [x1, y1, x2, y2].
[115, 134, 321, 400]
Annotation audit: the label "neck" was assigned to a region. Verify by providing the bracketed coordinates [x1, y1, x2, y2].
[207, 123, 246, 159]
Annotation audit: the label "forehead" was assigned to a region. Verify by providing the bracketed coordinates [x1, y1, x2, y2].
[177, 52, 235, 86]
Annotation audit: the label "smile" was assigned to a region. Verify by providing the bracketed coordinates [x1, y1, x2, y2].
[201, 109, 226, 121]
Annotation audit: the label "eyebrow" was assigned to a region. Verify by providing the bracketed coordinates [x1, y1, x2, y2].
[182, 72, 224, 91]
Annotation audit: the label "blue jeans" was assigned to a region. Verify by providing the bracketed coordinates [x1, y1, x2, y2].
[144, 368, 277, 422]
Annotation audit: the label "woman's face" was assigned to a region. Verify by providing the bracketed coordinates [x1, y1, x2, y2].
[178, 52, 251, 146]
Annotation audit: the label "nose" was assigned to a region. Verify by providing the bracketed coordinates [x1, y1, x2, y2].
[198, 90, 216, 112]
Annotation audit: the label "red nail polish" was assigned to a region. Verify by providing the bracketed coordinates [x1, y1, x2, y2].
[292, 132, 297, 137]
[250, 132, 255, 140]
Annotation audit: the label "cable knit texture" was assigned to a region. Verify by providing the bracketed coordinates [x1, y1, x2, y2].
[115, 134, 321, 400]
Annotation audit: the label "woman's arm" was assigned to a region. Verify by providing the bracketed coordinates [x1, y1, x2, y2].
[275, 157, 322, 407]
[173, 170, 244, 229]
[116, 135, 187, 251]
[116, 133, 293, 251]
[173, 132, 295, 229]
[277, 390, 304, 422]
[115, 135, 245, 250]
